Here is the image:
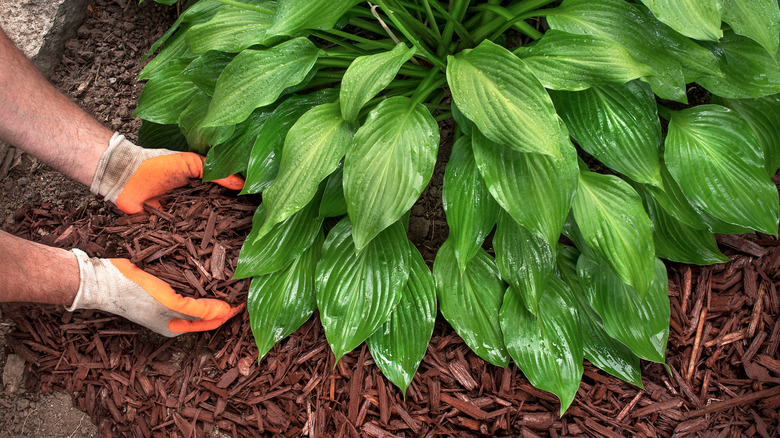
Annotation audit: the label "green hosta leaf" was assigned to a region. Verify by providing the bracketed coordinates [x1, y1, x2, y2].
[135, 69, 200, 124]
[203, 38, 319, 127]
[556, 245, 643, 388]
[552, 81, 662, 186]
[639, 190, 729, 265]
[319, 163, 348, 218]
[665, 105, 779, 235]
[234, 202, 323, 279]
[572, 170, 655, 297]
[258, 103, 352, 238]
[204, 107, 272, 181]
[698, 30, 780, 98]
[139, 26, 195, 81]
[242, 89, 338, 194]
[344, 96, 439, 250]
[443, 135, 499, 271]
[720, 95, 780, 176]
[514, 30, 654, 91]
[721, 0, 780, 58]
[249, 232, 323, 360]
[340, 43, 416, 123]
[316, 219, 410, 362]
[549, 0, 687, 102]
[267, 0, 360, 36]
[137, 121, 189, 152]
[182, 51, 235, 97]
[472, 129, 578, 247]
[140, 0, 223, 63]
[368, 242, 437, 394]
[447, 40, 564, 158]
[434, 239, 509, 367]
[577, 255, 670, 363]
[177, 90, 235, 155]
[494, 212, 555, 315]
[500, 279, 583, 415]
[638, 0, 722, 41]
[185, 3, 276, 54]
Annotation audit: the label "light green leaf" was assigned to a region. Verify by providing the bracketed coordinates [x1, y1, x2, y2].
[316, 219, 410, 362]
[258, 103, 352, 238]
[720, 95, 780, 176]
[722, 0, 780, 58]
[249, 232, 323, 360]
[639, 189, 729, 265]
[319, 163, 348, 218]
[234, 201, 323, 279]
[340, 43, 416, 123]
[577, 255, 670, 363]
[267, 0, 360, 36]
[135, 68, 200, 124]
[368, 242, 437, 394]
[203, 107, 272, 181]
[242, 89, 338, 194]
[204, 38, 320, 127]
[472, 128, 578, 247]
[665, 105, 779, 235]
[443, 135, 500, 271]
[549, 0, 688, 102]
[344, 96, 439, 250]
[572, 170, 655, 297]
[698, 30, 780, 98]
[139, 26, 195, 81]
[638, 0, 722, 41]
[140, 0, 222, 64]
[552, 80, 662, 187]
[185, 3, 276, 54]
[494, 211, 555, 315]
[514, 30, 654, 91]
[182, 51, 235, 97]
[500, 279, 583, 415]
[434, 240, 508, 366]
[556, 245, 643, 388]
[447, 40, 564, 158]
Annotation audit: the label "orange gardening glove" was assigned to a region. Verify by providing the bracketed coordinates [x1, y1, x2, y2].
[90, 132, 244, 214]
[68, 249, 243, 337]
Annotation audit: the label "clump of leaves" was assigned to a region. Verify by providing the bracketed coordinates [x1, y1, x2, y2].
[136, 0, 780, 413]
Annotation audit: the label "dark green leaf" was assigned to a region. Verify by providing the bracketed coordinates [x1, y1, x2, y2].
[249, 232, 322, 360]
[137, 121, 189, 152]
[140, 0, 223, 63]
[698, 30, 780, 98]
[204, 37, 320, 127]
[552, 80, 663, 187]
[722, 0, 780, 58]
[514, 30, 653, 91]
[572, 170, 655, 297]
[316, 219, 410, 362]
[500, 279, 583, 415]
[319, 163, 348, 218]
[344, 96, 439, 250]
[472, 129, 578, 247]
[234, 201, 323, 279]
[203, 107, 273, 181]
[139, 26, 195, 81]
[242, 89, 338, 194]
[258, 103, 352, 238]
[182, 51, 235, 96]
[434, 239, 509, 367]
[340, 43, 416, 123]
[134, 69, 200, 125]
[665, 105, 779, 235]
[443, 135, 499, 271]
[719, 95, 780, 176]
[368, 242, 437, 394]
[577, 255, 670, 363]
[177, 90, 235, 155]
[447, 40, 564, 158]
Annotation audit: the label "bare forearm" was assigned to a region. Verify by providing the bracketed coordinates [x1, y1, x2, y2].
[0, 25, 112, 186]
[0, 230, 78, 306]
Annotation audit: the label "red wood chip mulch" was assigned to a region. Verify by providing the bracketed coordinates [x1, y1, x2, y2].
[2, 181, 779, 437]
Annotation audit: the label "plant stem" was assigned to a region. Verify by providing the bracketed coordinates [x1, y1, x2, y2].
[410, 68, 446, 107]
[372, 0, 447, 71]
[317, 29, 397, 51]
[469, 0, 557, 42]
[426, 0, 476, 49]
[438, 0, 471, 56]
[435, 111, 453, 122]
[420, 0, 443, 40]
[212, 0, 274, 14]
[348, 18, 389, 37]
[656, 104, 676, 121]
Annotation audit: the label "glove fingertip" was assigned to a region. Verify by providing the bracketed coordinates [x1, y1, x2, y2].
[214, 175, 245, 191]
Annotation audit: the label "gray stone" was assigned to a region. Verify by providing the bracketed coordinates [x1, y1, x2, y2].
[2, 354, 26, 394]
[0, 0, 90, 77]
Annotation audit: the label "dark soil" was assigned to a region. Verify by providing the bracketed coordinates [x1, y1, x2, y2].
[1, 0, 779, 437]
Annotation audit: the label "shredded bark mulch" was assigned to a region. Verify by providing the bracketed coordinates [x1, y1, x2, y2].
[2, 182, 779, 437]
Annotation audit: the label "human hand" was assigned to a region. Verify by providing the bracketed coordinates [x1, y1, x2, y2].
[90, 133, 244, 214]
[68, 249, 243, 337]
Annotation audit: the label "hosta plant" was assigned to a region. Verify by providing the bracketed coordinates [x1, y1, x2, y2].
[136, 0, 780, 413]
